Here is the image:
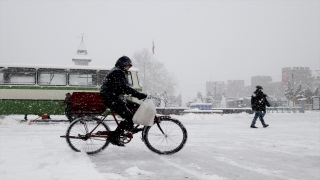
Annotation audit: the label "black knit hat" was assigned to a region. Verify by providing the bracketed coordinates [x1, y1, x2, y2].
[256, 85, 263, 89]
[115, 56, 133, 69]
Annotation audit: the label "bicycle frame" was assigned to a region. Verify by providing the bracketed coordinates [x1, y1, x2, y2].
[60, 112, 137, 140]
[60, 111, 172, 140]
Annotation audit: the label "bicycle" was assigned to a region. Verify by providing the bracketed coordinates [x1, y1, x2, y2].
[60, 92, 188, 155]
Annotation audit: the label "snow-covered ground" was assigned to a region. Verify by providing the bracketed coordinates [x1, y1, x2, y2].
[0, 111, 319, 180]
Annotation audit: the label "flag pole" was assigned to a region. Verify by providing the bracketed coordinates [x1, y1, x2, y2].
[152, 40, 155, 54]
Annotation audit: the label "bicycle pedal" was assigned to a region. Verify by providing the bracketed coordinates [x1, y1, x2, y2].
[124, 132, 133, 139]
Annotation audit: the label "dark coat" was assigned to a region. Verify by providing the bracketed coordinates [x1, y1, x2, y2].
[63, 97, 72, 111]
[251, 89, 270, 111]
[100, 67, 145, 102]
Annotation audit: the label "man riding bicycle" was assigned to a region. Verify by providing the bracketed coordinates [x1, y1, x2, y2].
[100, 56, 147, 146]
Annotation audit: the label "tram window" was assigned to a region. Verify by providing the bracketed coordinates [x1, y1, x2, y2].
[0, 67, 3, 84]
[69, 69, 97, 86]
[127, 71, 133, 86]
[38, 68, 67, 86]
[0, 67, 36, 85]
[98, 70, 133, 86]
[98, 70, 110, 85]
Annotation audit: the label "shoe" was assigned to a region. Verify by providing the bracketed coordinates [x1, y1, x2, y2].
[107, 131, 125, 147]
[250, 125, 258, 128]
[106, 121, 133, 146]
[263, 124, 269, 128]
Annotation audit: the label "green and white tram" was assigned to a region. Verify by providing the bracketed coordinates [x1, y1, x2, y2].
[0, 63, 142, 116]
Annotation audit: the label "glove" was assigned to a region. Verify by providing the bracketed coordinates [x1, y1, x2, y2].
[137, 93, 147, 100]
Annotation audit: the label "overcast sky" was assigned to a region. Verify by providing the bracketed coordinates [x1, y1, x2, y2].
[0, 0, 319, 102]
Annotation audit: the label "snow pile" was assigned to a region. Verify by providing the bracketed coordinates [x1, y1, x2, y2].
[0, 118, 122, 180]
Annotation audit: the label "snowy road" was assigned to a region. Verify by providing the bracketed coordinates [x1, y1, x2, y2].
[0, 112, 319, 180]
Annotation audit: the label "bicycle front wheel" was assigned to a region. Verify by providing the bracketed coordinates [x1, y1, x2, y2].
[65, 117, 110, 155]
[143, 118, 187, 155]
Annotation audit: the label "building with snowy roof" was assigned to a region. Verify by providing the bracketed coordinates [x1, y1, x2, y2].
[72, 36, 91, 66]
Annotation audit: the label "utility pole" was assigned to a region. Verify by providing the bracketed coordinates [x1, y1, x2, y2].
[291, 69, 295, 107]
[291, 69, 294, 92]
[214, 81, 217, 97]
[291, 73, 294, 91]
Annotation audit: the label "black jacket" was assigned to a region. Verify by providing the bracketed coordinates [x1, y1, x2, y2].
[63, 97, 72, 106]
[251, 89, 270, 111]
[100, 67, 145, 101]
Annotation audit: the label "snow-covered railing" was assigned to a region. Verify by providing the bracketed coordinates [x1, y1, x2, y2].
[181, 109, 223, 115]
[266, 107, 303, 113]
[156, 107, 187, 115]
[212, 108, 253, 114]
[156, 106, 305, 115]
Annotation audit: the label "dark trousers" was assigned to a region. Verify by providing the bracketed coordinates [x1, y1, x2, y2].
[65, 108, 74, 123]
[251, 111, 267, 126]
[101, 95, 140, 128]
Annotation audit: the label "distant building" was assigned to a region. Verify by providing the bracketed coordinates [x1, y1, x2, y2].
[225, 80, 244, 98]
[251, 76, 272, 89]
[251, 75, 284, 98]
[282, 67, 312, 90]
[241, 85, 252, 98]
[269, 81, 284, 99]
[206, 81, 225, 96]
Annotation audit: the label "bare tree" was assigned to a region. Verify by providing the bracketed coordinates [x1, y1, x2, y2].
[132, 48, 178, 96]
[197, 92, 204, 102]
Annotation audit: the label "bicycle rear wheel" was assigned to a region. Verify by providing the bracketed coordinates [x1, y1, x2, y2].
[65, 117, 110, 154]
[143, 118, 187, 155]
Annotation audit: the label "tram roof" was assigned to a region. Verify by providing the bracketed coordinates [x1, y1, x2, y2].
[0, 63, 139, 71]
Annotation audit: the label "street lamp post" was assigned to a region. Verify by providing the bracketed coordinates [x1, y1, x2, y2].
[214, 82, 217, 97]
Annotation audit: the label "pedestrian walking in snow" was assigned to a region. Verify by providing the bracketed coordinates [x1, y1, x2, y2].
[100, 56, 147, 146]
[250, 85, 270, 128]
